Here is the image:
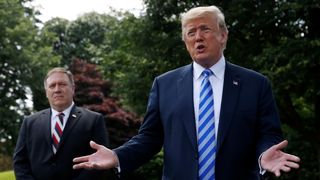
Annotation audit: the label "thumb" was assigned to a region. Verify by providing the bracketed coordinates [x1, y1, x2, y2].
[90, 141, 102, 150]
[274, 140, 288, 151]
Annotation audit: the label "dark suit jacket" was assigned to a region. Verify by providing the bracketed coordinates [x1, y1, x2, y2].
[115, 62, 283, 180]
[13, 106, 109, 180]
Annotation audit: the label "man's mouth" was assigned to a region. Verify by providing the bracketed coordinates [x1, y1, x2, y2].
[54, 96, 64, 99]
[196, 44, 206, 53]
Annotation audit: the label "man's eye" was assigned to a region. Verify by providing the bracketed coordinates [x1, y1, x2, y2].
[201, 27, 211, 32]
[48, 84, 54, 89]
[187, 31, 195, 37]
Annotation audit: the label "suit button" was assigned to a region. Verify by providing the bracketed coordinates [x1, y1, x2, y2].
[195, 154, 198, 159]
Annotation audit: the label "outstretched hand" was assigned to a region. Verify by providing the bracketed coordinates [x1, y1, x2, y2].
[73, 141, 119, 170]
[261, 140, 300, 177]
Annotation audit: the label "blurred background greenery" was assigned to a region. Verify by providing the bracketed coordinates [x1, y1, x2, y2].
[0, 0, 319, 179]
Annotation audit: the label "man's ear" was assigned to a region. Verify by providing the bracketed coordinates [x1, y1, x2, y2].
[219, 31, 228, 44]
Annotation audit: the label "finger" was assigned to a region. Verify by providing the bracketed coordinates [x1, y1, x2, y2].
[73, 164, 80, 169]
[73, 162, 95, 169]
[73, 163, 83, 169]
[285, 154, 300, 163]
[285, 161, 300, 169]
[275, 169, 281, 177]
[73, 155, 89, 163]
[280, 165, 291, 172]
[73, 163, 88, 169]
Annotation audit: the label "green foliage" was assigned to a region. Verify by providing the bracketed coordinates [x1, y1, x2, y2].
[28, 18, 69, 111]
[101, 10, 188, 115]
[101, 14, 155, 114]
[48, 13, 118, 65]
[0, 0, 37, 155]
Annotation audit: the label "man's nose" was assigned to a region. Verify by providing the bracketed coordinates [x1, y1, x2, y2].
[53, 85, 62, 92]
[195, 30, 203, 41]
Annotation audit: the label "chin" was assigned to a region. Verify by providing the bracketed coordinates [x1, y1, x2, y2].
[195, 59, 214, 67]
[53, 102, 66, 108]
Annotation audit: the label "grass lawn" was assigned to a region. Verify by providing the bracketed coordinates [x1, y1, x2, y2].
[0, 170, 15, 180]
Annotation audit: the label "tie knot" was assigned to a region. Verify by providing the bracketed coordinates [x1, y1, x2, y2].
[202, 69, 213, 78]
[58, 112, 64, 117]
[57, 112, 65, 123]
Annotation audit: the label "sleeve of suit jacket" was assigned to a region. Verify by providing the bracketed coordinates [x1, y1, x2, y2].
[114, 78, 164, 172]
[256, 76, 283, 156]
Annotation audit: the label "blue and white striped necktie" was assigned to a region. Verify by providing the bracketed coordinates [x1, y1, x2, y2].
[198, 69, 216, 180]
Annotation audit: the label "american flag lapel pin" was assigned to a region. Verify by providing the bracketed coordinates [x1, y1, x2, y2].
[233, 80, 239, 86]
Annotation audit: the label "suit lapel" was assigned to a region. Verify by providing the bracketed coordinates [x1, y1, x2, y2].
[177, 64, 198, 152]
[217, 62, 241, 153]
[40, 109, 53, 153]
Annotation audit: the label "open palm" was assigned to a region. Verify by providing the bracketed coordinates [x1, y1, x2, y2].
[261, 140, 300, 177]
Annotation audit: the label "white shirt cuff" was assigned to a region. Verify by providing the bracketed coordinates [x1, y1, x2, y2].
[258, 153, 266, 175]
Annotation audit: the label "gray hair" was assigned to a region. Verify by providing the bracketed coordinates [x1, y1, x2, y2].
[44, 67, 75, 88]
[181, 6, 228, 42]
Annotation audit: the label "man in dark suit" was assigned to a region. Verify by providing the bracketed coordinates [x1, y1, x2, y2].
[73, 5, 300, 179]
[13, 67, 109, 180]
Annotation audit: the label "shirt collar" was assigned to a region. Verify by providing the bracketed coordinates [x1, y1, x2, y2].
[51, 102, 74, 119]
[193, 56, 226, 80]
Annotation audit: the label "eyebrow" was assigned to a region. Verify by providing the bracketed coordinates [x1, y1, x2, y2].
[187, 24, 211, 30]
